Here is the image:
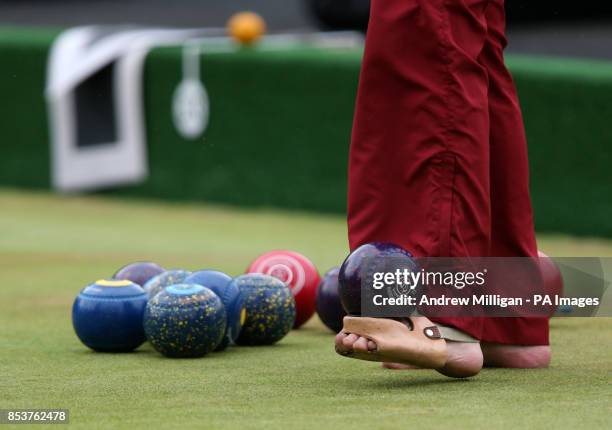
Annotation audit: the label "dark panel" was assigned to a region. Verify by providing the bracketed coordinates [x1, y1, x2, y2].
[74, 62, 117, 148]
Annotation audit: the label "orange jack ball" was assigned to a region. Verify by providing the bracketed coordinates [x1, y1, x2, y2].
[227, 12, 267, 45]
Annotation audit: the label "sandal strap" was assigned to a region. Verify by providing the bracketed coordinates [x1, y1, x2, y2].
[436, 325, 479, 343]
[411, 312, 479, 343]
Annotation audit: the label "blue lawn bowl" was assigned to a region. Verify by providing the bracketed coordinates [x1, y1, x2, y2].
[72, 279, 148, 352]
[184, 270, 246, 351]
[232, 274, 296, 346]
[143, 269, 191, 299]
[144, 284, 227, 358]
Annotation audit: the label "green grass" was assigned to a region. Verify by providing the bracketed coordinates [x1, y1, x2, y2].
[0, 188, 610, 429]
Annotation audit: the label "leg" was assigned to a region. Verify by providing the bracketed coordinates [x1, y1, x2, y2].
[348, 0, 492, 261]
[479, 0, 549, 366]
[341, 0, 493, 377]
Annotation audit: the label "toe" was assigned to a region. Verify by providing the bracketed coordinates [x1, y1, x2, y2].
[335, 332, 351, 353]
[342, 333, 359, 347]
[352, 336, 370, 352]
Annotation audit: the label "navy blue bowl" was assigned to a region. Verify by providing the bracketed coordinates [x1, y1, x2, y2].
[72, 279, 148, 352]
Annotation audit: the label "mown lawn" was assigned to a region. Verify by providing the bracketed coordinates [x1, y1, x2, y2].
[0, 189, 610, 429]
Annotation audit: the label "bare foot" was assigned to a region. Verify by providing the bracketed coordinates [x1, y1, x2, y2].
[335, 328, 483, 378]
[438, 341, 483, 378]
[335, 331, 377, 353]
[382, 362, 421, 370]
[482, 343, 550, 368]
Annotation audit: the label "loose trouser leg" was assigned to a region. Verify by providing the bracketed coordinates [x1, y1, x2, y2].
[348, 0, 492, 340]
[480, 0, 548, 345]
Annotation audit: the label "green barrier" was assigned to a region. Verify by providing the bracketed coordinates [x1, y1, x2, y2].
[0, 27, 59, 189]
[0, 27, 611, 237]
[508, 56, 612, 237]
[136, 47, 359, 214]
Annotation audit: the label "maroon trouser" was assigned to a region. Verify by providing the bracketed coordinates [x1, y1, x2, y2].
[348, 0, 548, 344]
